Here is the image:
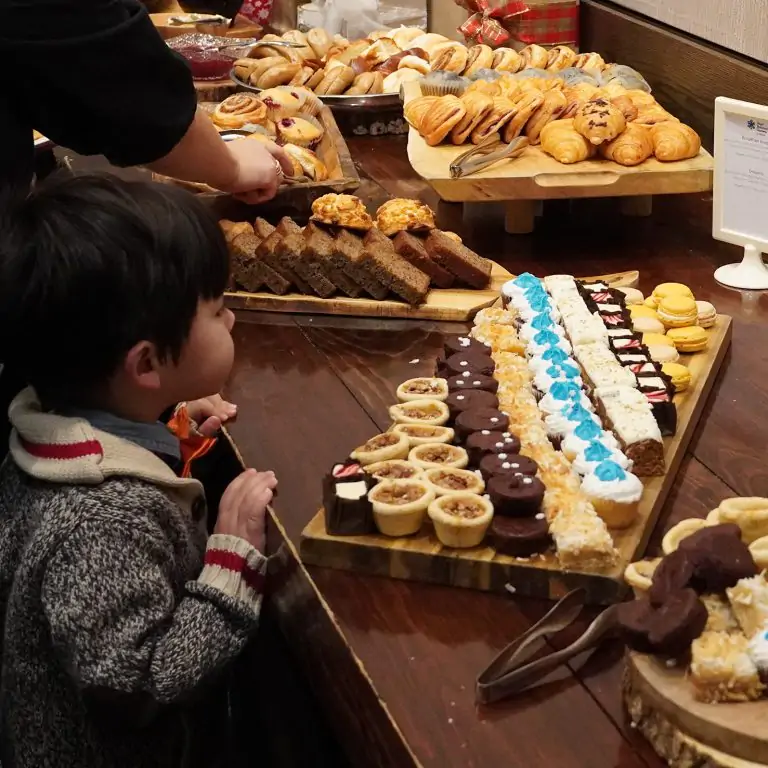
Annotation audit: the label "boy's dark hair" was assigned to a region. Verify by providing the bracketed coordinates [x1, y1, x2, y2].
[0, 173, 229, 407]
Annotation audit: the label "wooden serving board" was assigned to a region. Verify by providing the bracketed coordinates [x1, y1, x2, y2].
[624, 652, 768, 766]
[402, 83, 714, 204]
[300, 306, 732, 605]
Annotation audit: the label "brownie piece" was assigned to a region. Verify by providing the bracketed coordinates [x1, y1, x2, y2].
[332, 230, 389, 300]
[361, 229, 430, 306]
[392, 231, 455, 289]
[276, 232, 336, 298]
[254, 217, 276, 239]
[256, 231, 313, 294]
[229, 232, 291, 295]
[303, 222, 363, 298]
[425, 230, 492, 289]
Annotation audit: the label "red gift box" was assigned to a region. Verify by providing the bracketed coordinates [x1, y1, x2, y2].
[458, 0, 529, 47]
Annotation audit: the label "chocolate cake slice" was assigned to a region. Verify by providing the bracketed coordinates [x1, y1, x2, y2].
[361, 228, 430, 306]
[275, 232, 336, 298]
[331, 230, 389, 300]
[256, 231, 313, 294]
[229, 232, 291, 295]
[425, 230, 492, 289]
[303, 222, 363, 298]
[392, 231, 455, 289]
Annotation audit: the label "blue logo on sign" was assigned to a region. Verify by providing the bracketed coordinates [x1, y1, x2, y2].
[748, 119, 757, 130]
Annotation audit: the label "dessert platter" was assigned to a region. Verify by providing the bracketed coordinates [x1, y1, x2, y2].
[219, 193, 513, 320]
[617, 505, 768, 765]
[300, 275, 732, 603]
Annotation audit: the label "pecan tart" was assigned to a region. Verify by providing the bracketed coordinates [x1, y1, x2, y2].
[396, 377, 449, 403]
[428, 493, 494, 548]
[368, 479, 435, 537]
[364, 460, 424, 482]
[423, 467, 485, 497]
[408, 443, 469, 470]
[391, 423, 455, 447]
[350, 431, 409, 465]
[389, 399, 450, 427]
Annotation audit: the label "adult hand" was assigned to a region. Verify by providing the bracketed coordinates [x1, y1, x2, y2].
[215, 468, 278, 552]
[222, 139, 294, 205]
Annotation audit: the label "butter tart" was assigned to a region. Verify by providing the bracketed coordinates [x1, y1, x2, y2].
[408, 442, 469, 470]
[661, 518, 712, 555]
[368, 479, 435, 536]
[391, 424, 455, 447]
[396, 377, 449, 402]
[716, 497, 768, 544]
[364, 460, 424, 482]
[623, 557, 661, 598]
[350, 431, 409, 465]
[423, 467, 485, 497]
[389, 399, 450, 427]
[428, 493, 494, 548]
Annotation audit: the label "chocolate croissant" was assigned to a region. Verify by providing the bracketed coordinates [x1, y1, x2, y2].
[599, 123, 653, 166]
[540, 119, 596, 164]
[651, 122, 701, 162]
[524, 89, 567, 144]
[574, 98, 627, 145]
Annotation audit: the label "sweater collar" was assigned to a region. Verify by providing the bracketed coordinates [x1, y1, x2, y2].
[8, 387, 200, 492]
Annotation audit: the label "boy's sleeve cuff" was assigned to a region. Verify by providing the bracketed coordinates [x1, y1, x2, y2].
[198, 534, 266, 608]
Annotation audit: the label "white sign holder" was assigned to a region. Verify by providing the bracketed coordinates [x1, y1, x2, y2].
[713, 96, 768, 290]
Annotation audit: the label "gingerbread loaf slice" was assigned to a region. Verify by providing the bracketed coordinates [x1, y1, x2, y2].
[254, 217, 276, 240]
[303, 222, 363, 298]
[361, 228, 430, 306]
[228, 231, 291, 295]
[425, 230, 492, 289]
[332, 230, 389, 300]
[275, 232, 337, 298]
[256, 231, 313, 294]
[392, 231, 455, 289]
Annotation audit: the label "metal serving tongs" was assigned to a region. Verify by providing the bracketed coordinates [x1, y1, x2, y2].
[476, 587, 621, 704]
[450, 135, 530, 180]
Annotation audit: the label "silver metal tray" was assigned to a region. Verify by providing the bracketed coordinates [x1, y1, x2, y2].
[229, 69, 403, 110]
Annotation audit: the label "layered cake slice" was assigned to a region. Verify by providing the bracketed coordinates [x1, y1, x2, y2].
[574, 342, 637, 390]
[362, 228, 430, 306]
[635, 369, 677, 436]
[424, 230, 492, 289]
[548, 499, 617, 571]
[331, 230, 389, 300]
[594, 385, 664, 475]
[392, 231, 455, 289]
[303, 222, 363, 298]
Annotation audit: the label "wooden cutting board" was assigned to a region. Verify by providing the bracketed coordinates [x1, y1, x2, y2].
[625, 651, 768, 766]
[300, 292, 732, 605]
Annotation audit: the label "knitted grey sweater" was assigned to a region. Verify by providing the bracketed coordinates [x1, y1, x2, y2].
[0, 389, 267, 768]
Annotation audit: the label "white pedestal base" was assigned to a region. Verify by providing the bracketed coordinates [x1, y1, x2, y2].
[714, 244, 768, 290]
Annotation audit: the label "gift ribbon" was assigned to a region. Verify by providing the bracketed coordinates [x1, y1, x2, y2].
[458, 0, 529, 47]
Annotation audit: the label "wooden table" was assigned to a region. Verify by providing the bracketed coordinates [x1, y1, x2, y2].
[224, 136, 764, 768]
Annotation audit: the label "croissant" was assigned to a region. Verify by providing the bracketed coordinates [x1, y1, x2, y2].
[525, 89, 567, 144]
[420, 95, 467, 146]
[520, 44, 549, 70]
[633, 104, 680, 126]
[404, 96, 440, 129]
[574, 98, 626, 145]
[599, 124, 653, 166]
[451, 92, 494, 145]
[470, 97, 517, 144]
[651, 122, 701, 162]
[546, 45, 577, 72]
[624, 89, 657, 108]
[503, 89, 545, 143]
[492, 47, 523, 73]
[610, 94, 638, 122]
[540, 119, 596, 164]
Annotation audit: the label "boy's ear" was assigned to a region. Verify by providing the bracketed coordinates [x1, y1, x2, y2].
[123, 341, 163, 391]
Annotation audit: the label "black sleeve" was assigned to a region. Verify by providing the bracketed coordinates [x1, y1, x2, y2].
[0, 0, 197, 167]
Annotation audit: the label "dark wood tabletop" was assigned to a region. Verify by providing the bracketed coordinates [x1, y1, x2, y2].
[224, 136, 763, 768]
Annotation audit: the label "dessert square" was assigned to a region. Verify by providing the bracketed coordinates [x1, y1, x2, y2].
[424, 230, 492, 289]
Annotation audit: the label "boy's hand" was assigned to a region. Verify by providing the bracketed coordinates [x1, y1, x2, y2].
[215, 469, 277, 552]
[186, 394, 237, 437]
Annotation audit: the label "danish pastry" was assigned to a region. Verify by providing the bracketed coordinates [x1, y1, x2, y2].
[430, 42, 469, 74]
[213, 94, 268, 130]
[574, 98, 626, 145]
[404, 96, 439, 130]
[470, 97, 517, 144]
[540, 118, 596, 164]
[376, 199, 436, 237]
[464, 44, 495, 77]
[599, 123, 653, 166]
[451, 91, 494, 145]
[502, 89, 545, 143]
[651, 122, 702, 162]
[492, 47, 523, 73]
[519, 44, 549, 70]
[524, 89, 567, 144]
[573, 52, 606, 71]
[420, 95, 467, 146]
[546, 45, 577, 72]
[310, 193, 374, 230]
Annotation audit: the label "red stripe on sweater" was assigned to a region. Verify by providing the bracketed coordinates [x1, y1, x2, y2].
[20, 437, 104, 461]
[205, 548, 265, 594]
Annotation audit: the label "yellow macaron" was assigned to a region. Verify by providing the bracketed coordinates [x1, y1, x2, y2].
[629, 305, 659, 320]
[642, 332, 674, 348]
[666, 326, 708, 353]
[695, 300, 718, 328]
[652, 282, 695, 303]
[657, 295, 699, 329]
[644, 296, 659, 309]
[662, 362, 692, 393]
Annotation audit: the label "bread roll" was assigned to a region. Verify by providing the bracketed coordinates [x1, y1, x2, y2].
[315, 65, 356, 95]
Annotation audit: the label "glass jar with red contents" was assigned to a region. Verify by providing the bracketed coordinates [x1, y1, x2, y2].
[176, 47, 233, 81]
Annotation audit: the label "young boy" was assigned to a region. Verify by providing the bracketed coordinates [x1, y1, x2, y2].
[0, 174, 277, 768]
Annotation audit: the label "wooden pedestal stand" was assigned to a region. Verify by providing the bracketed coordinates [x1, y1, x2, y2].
[624, 652, 768, 767]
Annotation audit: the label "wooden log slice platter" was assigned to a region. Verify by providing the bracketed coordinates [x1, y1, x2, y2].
[624, 651, 768, 766]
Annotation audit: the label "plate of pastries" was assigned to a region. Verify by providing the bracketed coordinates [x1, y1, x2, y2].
[220, 194, 494, 306]
[404, 44, 703, 167]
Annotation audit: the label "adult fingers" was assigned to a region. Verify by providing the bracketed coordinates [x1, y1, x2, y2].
[264, 142, 295, 176]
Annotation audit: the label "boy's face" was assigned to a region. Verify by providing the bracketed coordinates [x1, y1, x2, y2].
[165, 297, 236, 404]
